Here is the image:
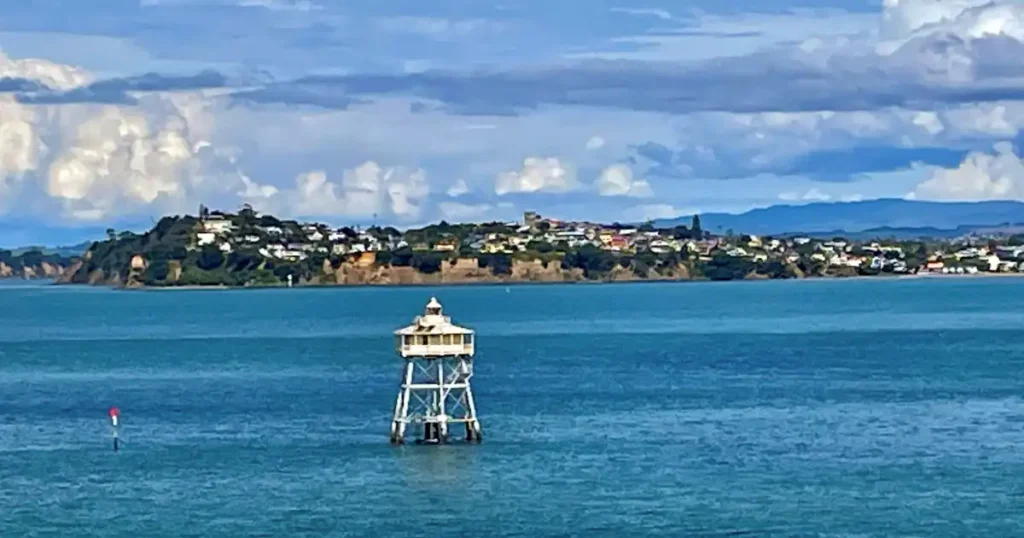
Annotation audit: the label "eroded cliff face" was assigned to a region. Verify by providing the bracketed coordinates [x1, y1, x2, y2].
[0, 261, 68, 279]
[57, 253, 699, 288]
[56, 252, 123, 286]
[321, 258, 695, 285]
[320, 257, 588, 285]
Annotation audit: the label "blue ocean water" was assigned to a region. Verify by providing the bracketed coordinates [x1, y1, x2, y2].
[3, 278, 1024, 537]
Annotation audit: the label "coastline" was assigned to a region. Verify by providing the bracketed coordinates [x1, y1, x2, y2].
[46, 270, 1024, 291]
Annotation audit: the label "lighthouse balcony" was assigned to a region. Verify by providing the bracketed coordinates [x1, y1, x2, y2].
[395, 333, 474, 358]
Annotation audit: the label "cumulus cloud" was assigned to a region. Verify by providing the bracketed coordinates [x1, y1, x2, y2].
[0, 50, 93, 91]
[594, 164, 652, 198]
[446, 178, 469, 197]
[911, 141, 1024, 201]
[634, 101, 1024, 181]
[245, 161, 430, 220]
[495, 157, 578, 195]
[0, 51, 238, 223]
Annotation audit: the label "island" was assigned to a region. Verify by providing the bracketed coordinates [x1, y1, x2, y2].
[42, 204, 1024, 288]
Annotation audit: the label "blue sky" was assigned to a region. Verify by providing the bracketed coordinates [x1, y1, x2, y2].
[4, 0, 1024, 245]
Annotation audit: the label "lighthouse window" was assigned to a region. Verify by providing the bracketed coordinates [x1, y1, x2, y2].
[442, 334, 453, 345]
[428, 335, 441, 346]
[403, 336, 413, 346]
[464, 334, 473, 345]
[417, 335, 428, 346]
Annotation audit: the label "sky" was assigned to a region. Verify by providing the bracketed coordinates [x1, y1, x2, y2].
[5, 0, 1024, 245]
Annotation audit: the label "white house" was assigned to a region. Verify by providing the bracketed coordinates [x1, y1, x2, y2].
[202, 217, 234, 234]
[197, 232, 217, 246]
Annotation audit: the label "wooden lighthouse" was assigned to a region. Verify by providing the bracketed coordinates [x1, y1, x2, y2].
[390, 297, 482, 444]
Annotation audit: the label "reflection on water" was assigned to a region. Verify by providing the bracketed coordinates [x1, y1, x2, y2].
[393, 443, 481, 490]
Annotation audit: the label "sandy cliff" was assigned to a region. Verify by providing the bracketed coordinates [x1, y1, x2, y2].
[325, 258, 589, 285]
[0, 261, 68, 279]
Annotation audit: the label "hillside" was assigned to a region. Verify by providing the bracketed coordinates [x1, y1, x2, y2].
[653, 199, 1024, 236]
[0, 249, 78, 279]
[56, 207, 807, 288]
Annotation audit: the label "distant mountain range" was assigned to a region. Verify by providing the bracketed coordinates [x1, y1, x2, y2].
[6, 199, 1024, 251]
[653, 199, 1024, 238]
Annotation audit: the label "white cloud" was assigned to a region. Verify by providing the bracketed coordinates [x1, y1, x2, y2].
[0, 51, 237, 222]
[609, 8, 673, 21]
[595, 164, 653, 198]
[911, 141, 1024, 201]
[446, 178, 469, 197]
[586, 136, 606, 151]
[373, 17, 504, 41]
[623, 203, 690, 222]
[248, 161, 430, 220]
[0, 49, 93, 90]
[495, 157, 579, 195]
[438, 201, 495, 222]
[880, 0, 1024, 41]
[778, 187, 831, 202]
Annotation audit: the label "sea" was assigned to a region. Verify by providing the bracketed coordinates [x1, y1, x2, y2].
[2, 277, 1024, 537]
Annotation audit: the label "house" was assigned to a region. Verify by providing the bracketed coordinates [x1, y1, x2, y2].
[202, 217, 234, 234]
[482, 242, 510, 254]
[648, 240, 673, 254]
[434, 240, 457, 252]
[197, 232, 217, 246]
[608, 236, 629, 251]
[263, 226, 283, 236]
[996, 246, 1024, 260]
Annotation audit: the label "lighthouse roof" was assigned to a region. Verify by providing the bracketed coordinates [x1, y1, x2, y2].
[393, 297, 474, 336]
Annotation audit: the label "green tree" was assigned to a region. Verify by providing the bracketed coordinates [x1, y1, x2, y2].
[527, 240, 554, 254]
[197, 247, 225, 270]
[478, 254, 513, 275]
[411, 252, 444, 274]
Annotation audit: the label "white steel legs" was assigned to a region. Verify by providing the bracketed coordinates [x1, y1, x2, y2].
[390, 356, 482, 444]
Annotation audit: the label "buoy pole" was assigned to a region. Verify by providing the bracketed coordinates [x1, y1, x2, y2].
[109, 407, 120, 452]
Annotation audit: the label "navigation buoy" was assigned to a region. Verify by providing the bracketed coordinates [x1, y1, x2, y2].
[109, 407, 120, 452]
